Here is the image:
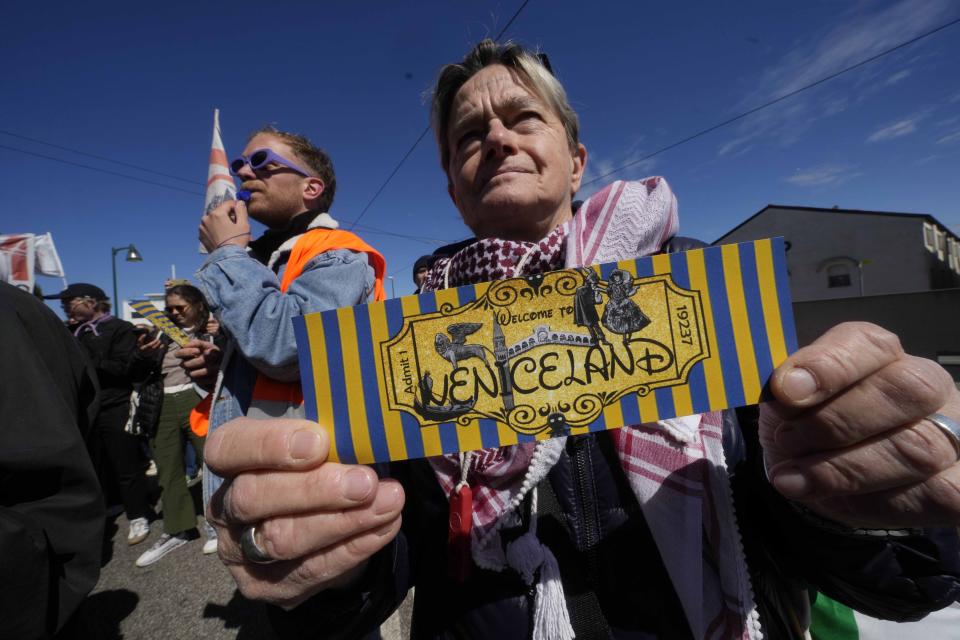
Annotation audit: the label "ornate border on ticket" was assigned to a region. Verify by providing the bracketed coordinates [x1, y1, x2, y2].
[293, 238, 797, 465]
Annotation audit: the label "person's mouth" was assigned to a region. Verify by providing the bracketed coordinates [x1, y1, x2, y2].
[480, 166, 532, 190]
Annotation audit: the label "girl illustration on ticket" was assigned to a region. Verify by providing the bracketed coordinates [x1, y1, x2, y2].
[601, 269, 651, 344]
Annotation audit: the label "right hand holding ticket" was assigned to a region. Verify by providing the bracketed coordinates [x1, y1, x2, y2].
[204, 418, 405, 608]
[137, 331, 164, 356]
[199, 199, 251, 252]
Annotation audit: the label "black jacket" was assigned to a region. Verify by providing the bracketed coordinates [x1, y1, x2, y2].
[0, 284, 104, 639]
[75, 315, 138, 408]
[270, 416, 960, 639]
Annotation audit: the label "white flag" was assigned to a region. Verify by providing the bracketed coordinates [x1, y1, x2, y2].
[34, 232, 65, 277]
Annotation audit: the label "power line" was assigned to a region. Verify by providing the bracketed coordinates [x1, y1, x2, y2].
[387, 15, 960, 259]
[0, 143, 206, 197]
[0, 141, 454, 247]
[345, 0, 532, 231]
[582, 15, 960, 186]
[0, 128, 204, 186]
[350, 222, 448, 245]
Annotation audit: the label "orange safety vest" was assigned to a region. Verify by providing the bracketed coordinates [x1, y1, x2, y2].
[189, 228, 387, 435]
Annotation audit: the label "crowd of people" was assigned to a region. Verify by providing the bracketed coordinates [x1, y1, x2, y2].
[3, 39, 960, 640]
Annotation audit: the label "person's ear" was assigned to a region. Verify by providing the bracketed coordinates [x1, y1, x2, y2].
[303, 177, 326, 206]
[570, 143, 587, 195]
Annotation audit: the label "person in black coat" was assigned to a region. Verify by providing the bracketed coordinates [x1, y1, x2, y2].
[0, 283, 104, 638]
[44, 283, 152, 545]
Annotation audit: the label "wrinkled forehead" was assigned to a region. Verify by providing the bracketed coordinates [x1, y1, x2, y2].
[449, 65, 547, 125]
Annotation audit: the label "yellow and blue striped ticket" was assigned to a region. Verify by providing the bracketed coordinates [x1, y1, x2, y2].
[293, 238, 796, 464]
[130, 300, 191, 347]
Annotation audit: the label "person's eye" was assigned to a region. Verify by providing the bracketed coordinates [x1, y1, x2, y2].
[456, 130, 481, 150]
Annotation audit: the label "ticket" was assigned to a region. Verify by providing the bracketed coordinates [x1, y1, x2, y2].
[293, 238, 796, 464]
[130, 300, 191, 347]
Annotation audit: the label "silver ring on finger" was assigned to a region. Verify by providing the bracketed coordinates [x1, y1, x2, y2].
[926, 413, 960, 462]
[240, 524, 276, 565]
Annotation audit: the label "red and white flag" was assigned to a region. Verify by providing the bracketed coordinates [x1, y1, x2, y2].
[0, 234, 36, 292]
[200, 109, 237, 253]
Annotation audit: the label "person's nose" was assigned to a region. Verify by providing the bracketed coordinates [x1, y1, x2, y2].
[236, 161, 257, 181]
[482, 119, 518, 162]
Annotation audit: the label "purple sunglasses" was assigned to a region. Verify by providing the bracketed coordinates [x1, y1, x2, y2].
[230, 148, 313, 177]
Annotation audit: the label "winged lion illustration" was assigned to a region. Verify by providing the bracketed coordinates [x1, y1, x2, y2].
[434, 322, 488, 369]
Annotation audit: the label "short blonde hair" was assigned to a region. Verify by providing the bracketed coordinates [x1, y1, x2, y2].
[430, 40, 580, 172]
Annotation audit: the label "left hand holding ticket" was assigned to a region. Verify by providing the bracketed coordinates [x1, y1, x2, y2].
[761, 321, 960, 528]
[200, 198, 251, 252]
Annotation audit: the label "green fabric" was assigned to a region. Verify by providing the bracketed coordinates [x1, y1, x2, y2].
[810, 592, 859, 640]
[152, 389, 205, 535]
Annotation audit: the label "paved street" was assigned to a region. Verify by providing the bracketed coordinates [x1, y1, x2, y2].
[76, 509, 411, 639]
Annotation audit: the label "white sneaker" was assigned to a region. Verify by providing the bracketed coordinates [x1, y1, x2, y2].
[145, 460, 157, 477]
[202, 521, 218, 555]
[185, 469, 202, 488]
[127, 517, 150, 545]
[135, 533, 190, 567]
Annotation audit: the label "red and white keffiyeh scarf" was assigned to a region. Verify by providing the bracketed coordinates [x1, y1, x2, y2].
[423, 178, 761, 640]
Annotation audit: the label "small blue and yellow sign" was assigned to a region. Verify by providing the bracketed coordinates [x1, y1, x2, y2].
[130, 300, 191, 346]
[293, 238, 796, 464]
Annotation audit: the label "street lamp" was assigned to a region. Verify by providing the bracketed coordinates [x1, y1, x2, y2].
[112, 244, 143, 312]
[387, 275, 396, 299]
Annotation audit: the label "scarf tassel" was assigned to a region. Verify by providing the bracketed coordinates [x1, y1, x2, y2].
[506, 528, 574, 640]
[532, 543, 575, 640]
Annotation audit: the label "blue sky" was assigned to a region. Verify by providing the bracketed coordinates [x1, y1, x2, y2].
[1, 0, 958, 312]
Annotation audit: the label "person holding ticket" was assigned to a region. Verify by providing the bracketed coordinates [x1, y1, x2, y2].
[133, 284, 219, 566]
[201, 43, 960, 639]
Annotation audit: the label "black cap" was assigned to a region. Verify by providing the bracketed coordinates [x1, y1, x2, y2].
[43, 283, 108, 301]
[413, 255, 433, 273]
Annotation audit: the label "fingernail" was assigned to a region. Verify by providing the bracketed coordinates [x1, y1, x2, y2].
[373, 483, 403, 515]
[343, 468, 373, 501]
[781, 367, 818, 403]
[772, 466, 811, 498]
[289, 429, 321, 460]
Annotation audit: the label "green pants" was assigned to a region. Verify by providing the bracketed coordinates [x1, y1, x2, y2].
[152, 389, 205, 535]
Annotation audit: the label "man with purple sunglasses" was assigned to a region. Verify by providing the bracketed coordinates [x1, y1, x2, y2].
[181, 127, 386, 559]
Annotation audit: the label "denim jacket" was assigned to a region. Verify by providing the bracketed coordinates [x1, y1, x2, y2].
[197, 214, 376, 504]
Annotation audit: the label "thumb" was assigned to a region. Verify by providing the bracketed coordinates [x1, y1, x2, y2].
[234, 199, 250, 227]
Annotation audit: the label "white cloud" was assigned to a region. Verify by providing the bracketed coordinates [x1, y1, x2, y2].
[752, 0, 950, 100]
[714, 0, 950, 157]
[885, 69, 912, 85]
[867, 117, 919, 142]
[786, 164, 863, 187]
[936, 131, 960, 145]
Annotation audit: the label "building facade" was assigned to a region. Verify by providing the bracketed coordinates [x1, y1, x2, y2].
[715, 205, 960, 302]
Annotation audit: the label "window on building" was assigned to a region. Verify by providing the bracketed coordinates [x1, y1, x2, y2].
[827, 264, 852, 288]
[936, 229, 947, 261]
[949, 238, 960, 274]
[923, 222, 936, 252]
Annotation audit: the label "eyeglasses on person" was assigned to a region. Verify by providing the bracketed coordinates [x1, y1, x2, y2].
[230, 148, 314, 178]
